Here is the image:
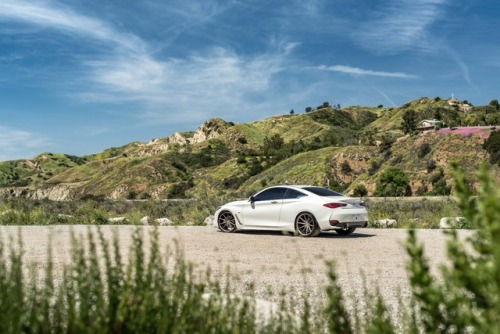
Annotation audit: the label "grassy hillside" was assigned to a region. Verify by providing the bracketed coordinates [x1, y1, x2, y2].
[1, 97, 500, 200]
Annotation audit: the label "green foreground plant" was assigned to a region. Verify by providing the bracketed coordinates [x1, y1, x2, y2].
[0, 165, 499, 333]
[406, 164, 500, 332]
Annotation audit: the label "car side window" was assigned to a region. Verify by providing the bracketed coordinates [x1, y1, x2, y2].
[254, 187, 287, 201]
[284, 189, 307, 199]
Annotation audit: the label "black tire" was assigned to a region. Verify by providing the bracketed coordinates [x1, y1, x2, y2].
[335, 226, 356, 235]
[295, 212, 319, 237]
[218, 211, 237, 233]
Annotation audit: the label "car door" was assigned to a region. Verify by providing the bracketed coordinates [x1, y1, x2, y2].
[241, 187, 287, 227]
[279, 188, 309, 227]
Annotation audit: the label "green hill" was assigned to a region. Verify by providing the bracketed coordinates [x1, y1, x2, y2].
[1, 97, 500, 200]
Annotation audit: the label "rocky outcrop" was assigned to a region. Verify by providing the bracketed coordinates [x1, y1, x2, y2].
[0, 185, 74, 201]
[191, 118, 231, 144]
[30, 186, 73, 201]
[136, 132, 189, 157]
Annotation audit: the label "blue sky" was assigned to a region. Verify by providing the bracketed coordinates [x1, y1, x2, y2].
[1, 0, 499, 161]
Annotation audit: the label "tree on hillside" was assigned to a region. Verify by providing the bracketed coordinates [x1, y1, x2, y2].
[434, 108, 442, 121]
[489, 99, 500, 110]
[402, 109, 417, 134]
[317, 102, 330, 109]
[374, 167, 411, 197]
[305, 106, 312, 113]
[290, 109, 295, 115]
[483, 130, 500, 165]
[262, 134, 286, 164]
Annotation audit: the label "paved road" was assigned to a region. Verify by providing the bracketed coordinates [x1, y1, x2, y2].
[0, 225, 473, 317]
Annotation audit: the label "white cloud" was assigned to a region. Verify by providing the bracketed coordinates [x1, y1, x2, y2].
[320, 65, 417, 79]
[0, 126, 48, 160]
[83, 46, 291, 123]
[352, 0, 448, 54]
[0, 0, 146, 52]
[0, 1, 294, 124]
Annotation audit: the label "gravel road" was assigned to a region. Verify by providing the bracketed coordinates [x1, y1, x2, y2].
[0, 225, 473, 319]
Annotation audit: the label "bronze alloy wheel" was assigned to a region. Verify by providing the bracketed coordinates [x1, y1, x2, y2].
[218, 211, 237, 233]
[295, 212, 319, 237]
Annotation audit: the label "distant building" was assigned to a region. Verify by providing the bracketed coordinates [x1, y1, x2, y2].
[448, 98, 460, 106]
[448, 97, 472, 112]
[418, 119, 442, 131]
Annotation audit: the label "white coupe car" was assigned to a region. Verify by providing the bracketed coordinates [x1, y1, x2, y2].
[215, 185, 368, 237]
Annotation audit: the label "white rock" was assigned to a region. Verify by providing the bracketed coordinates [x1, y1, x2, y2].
[140, 216, 149, 225]
[108, 217, 128, 224]
[155, 217, 173, 226]
[439, 217, 467, 229]
[373, 218, 398, 228]
[204, 215, 216, 227]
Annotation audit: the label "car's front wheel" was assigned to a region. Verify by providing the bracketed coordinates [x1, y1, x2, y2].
[218, 211, 237, 233]
[295, 212, 320, 237]
[335, 226, 356, 235]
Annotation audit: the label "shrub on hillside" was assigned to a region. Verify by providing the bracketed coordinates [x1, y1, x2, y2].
[483, 130, 500, 165]
[340, 161, 352, 174]
[418, 143, 432, 158]
[374, 167, 411, 197]
[352, 184, 368, 197]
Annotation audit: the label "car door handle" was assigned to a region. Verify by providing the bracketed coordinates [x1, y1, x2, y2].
[271, 201, 279, 204]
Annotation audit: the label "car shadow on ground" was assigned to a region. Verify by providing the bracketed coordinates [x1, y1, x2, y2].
[228, 230, 376, 239]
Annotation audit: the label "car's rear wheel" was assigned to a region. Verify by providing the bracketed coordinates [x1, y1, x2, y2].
[295, 212, 319, 237]
[335, 226, 356, 235]
[218, 211, 237, 233]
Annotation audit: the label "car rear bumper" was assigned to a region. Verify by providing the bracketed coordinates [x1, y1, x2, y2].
[317, 208, 368, 230]
[328, 220, 368, 229]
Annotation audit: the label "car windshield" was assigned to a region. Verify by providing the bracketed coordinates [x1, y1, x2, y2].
[302, 187, 343, 197]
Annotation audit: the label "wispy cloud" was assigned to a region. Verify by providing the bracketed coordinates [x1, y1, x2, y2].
[84, 45, 293, 123]
[0, 126, 48, 160]
[0, 0, 146, 52]
[443, 46, 472, 85]
[352, 0, 449, 54]
[369, 85, 398, 107]
[320, 65, 417, 79]
[0, 1, 294, 124]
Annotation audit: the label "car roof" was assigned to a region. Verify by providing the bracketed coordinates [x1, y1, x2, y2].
[262, 185, 345, 197]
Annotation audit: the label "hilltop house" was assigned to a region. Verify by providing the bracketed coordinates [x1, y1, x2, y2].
[418, 119, 442, 131]
[448, 98, 472, 112]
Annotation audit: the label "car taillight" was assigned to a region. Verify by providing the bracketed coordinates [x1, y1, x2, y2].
[323, 203, 347, 209]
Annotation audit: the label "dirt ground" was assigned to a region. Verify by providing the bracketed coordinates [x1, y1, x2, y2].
[0, 225, 473, 321]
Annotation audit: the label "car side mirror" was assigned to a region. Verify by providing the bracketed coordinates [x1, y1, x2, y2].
[249, 196, 255, 203]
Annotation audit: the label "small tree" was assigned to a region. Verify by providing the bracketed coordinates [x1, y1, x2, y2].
[483, 130, 500, 165]
[418, 143, 432, 158]
[374, 167, 411, 197]
[305, 106, 312, 113]
[489, 99, 500, 110]
[340, 161, 352, 174]
[289, 109, 295, 115]
[402, 109, 417, 134]
[236, 152, 246, 164]
[352, 184, 368, 197]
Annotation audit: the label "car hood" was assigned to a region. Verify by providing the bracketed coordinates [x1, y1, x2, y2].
[222, 199, 250, 207]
